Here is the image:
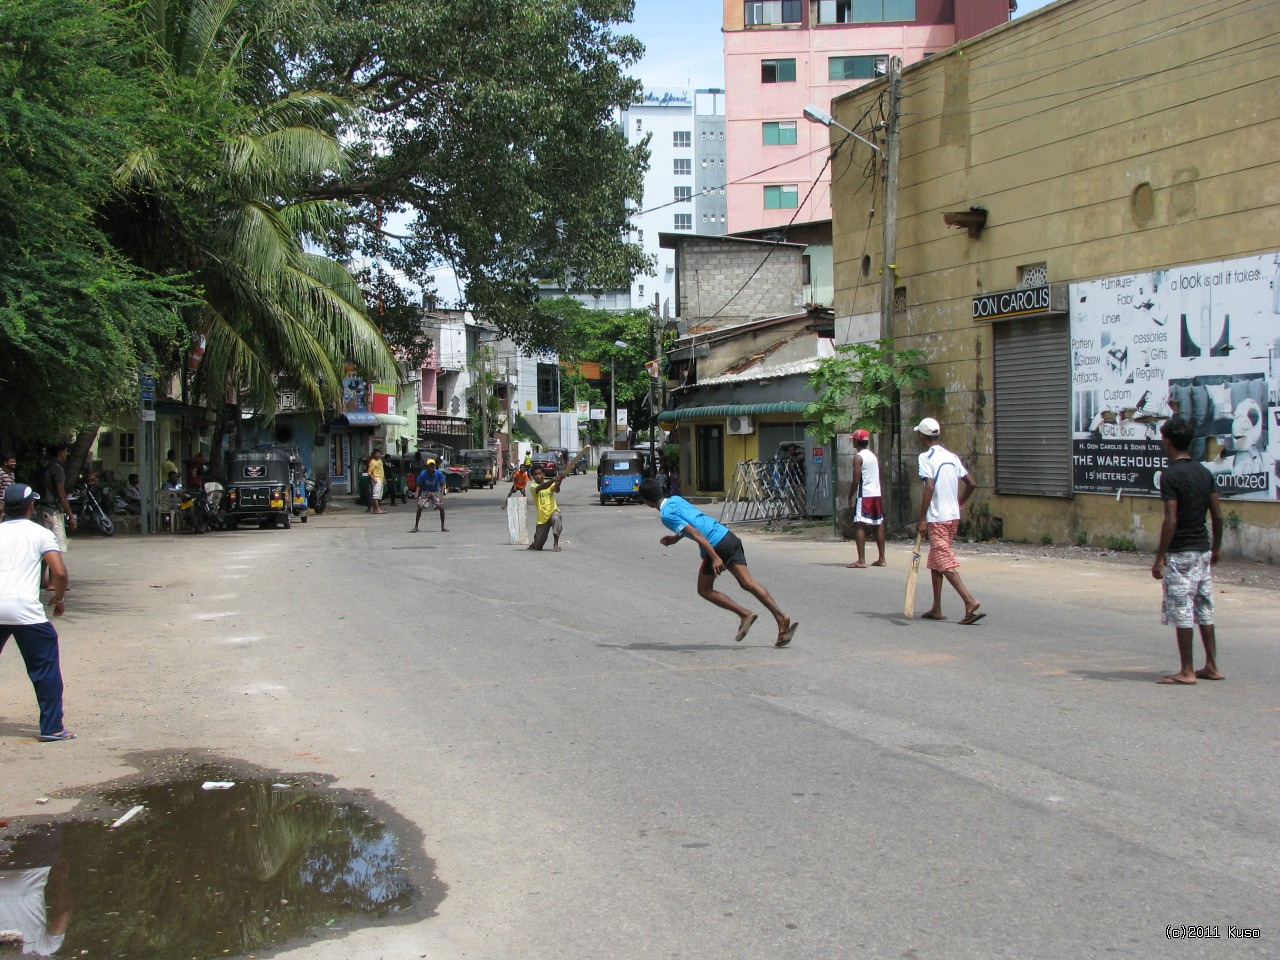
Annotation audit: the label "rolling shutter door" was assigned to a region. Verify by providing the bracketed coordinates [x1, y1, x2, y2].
[993, 316, 1070, 496]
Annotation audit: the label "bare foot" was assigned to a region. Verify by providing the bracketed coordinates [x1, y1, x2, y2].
[441, 528, 449, 533]
[920, 611, 946, 621]
[847, 561, 867, 569]
[1156, 673, 1197, 685]
[871, 559, 886, 567]
[1194, 668, 1225, 680]
[552, 545, 561, 552]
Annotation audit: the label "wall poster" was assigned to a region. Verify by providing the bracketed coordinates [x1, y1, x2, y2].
[1070, 253, 1280, 500]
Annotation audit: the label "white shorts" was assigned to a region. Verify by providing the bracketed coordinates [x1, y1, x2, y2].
[371, 480, 385, 500]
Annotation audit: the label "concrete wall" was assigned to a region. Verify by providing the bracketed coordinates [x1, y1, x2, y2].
[829, 0, 1280, 559]
[676, 238, 805, 324]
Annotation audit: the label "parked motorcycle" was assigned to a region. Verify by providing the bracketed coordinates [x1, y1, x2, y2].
[306, 476, 329, 515]
[178, 477, 225, 534]
[69, 484, 116, 536]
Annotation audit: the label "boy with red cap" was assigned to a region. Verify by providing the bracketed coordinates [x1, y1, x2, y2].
[847, 429, 886, 568]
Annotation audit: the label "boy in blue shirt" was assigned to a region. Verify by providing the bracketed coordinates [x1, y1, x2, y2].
[640, 478, 797, 647]
[411, 459, 449, 533]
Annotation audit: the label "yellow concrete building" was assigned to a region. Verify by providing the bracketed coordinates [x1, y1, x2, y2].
[828, 0, 1280, 559]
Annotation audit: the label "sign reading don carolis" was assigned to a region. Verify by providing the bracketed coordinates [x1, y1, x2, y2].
[972, 285, 1050, 321]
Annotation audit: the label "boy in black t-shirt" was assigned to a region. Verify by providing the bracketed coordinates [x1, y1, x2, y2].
[1151, 417, 1224, 685]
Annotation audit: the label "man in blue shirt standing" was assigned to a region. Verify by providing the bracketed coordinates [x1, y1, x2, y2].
[411, 459, 449, 533]
[640, 478, 797, 647]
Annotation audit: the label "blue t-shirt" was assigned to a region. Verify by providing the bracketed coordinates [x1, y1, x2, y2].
[659, 496, 729, 555]
[416, 468, 446, 492]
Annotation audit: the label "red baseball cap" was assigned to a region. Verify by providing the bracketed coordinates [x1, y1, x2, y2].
[850, 429, 871, 442]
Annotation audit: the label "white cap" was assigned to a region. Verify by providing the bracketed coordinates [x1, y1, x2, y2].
[914, 417, 941, 437]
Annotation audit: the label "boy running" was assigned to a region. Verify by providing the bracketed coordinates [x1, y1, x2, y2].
[412, 459, 448, 532]
[639, 478, 798, 647]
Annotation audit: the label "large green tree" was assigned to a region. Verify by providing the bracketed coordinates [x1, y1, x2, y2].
[294, 0, 651, 342]
[0, 0, 188, 443]
[105, 0, 396, 420]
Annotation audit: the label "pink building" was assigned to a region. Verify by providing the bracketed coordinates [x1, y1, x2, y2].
[723, 0, 1012, 233]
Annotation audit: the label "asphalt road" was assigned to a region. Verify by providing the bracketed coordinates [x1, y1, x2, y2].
[3, 476, 1277, 960]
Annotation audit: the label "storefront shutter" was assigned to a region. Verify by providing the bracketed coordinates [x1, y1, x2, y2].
[993, 316, 1071, 496]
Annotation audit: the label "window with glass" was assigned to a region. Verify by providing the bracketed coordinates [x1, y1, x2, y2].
[673, 130, 692, 148]
[818, 0, 915, 23]
[118, 431, 136, 464]
[674, 213, 693, 230]
[674, 186, 692, 204]
[761, 59, 797, 84]
[763, 184, 799, 209]
[744, 0, 802, 25]
[762, 121, 798, 145]
[536, 362, 558, 412]
[829, 55, 886, 81]
[674, 158, 692, 175]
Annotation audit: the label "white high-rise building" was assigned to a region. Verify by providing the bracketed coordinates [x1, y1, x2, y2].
[621, 89, 726, 319]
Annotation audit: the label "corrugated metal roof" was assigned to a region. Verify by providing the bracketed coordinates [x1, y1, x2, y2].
[693, 358, 821, 387]
[658, 402, 810, 423]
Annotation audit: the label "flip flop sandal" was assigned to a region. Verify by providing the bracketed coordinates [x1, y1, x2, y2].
[959, 612, 986, 625]
[39, 730, 76, 742]
[775, 621, 799, 647]
[734, 614, 758, 642]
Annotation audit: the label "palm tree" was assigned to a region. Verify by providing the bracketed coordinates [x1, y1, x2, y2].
[109, 0, 395, 421]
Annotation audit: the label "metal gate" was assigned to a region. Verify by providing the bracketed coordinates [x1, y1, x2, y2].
[719, 458, 807, 524]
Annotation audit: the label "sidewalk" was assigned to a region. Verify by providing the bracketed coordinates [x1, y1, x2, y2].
[738, 519, 1280, 591]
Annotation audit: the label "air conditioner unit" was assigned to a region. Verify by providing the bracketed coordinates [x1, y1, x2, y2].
[726, 415, 755, 436]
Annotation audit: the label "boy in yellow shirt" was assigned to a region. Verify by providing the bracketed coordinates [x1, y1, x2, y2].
[528, 464, 566, 551]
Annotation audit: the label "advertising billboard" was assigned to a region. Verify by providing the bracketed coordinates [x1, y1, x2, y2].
[1069, 253, 1280, 500]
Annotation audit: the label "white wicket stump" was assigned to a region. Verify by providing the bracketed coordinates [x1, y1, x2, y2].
[507, 495, 530, 544]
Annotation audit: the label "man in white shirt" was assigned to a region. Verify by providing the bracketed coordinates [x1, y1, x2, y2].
[847, 429, 886, 568]
[914, 418, 984, 624]
[0, 484, 74, 741]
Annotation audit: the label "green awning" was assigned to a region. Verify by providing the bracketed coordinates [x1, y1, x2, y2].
[658, 402, 810, 423]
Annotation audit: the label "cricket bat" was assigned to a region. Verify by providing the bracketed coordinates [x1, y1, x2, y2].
[903, 532, 923, 619]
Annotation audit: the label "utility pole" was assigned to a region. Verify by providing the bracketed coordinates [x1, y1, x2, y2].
[878, 56, 905, 530]
[650, 292, 660, 482]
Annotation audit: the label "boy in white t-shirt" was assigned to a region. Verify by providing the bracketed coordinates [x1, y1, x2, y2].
[0, 484, 74, 741]
[914, 418, 984, 625]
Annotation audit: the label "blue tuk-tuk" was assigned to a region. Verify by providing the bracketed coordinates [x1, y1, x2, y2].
[597, 450, 646, 505]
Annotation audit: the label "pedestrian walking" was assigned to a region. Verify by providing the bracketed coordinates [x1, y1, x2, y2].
[639, 477, 798, 646]
[0, 484, 74, 742]
[411, 459, 448, 532]
[367, 450, 386, 514]
[847, 429, 886, 568]
[528, 464, 566, 551]
[1151, 416, 1224, 685]
[0, 453, 16, 498]
[914, 417, 983, 624]
[35, 445, 76, 551]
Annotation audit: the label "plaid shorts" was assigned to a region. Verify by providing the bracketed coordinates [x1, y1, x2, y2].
[417, 489, 445, 510]
[1161, 550, 1214, 628]
[926, 520, 960, 572]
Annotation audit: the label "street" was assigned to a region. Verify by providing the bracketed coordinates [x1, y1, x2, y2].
[2, 476, 1277, 960]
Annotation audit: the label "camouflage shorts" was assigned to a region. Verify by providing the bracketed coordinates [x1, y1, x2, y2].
[1161, 551, 1214, 628]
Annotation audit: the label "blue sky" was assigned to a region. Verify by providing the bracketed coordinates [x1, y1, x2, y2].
[624, 0, 1061, 89]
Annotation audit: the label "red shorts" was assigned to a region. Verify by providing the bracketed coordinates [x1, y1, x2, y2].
[926, 520, 960, 572]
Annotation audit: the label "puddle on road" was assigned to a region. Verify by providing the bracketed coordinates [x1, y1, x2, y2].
[0, 754, 444, 959]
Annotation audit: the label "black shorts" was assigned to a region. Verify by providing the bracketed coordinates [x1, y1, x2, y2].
[699, 531, 747, 576]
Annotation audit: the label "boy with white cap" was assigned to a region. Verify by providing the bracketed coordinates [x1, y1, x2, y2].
[914, 417, 983, 624]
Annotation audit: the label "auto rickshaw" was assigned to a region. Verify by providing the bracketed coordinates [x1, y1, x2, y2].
[460, 449, 497, 488]
[597, 449, 646, 505]
[223, 447, 294, 529]
[382, 455, 410, 504]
